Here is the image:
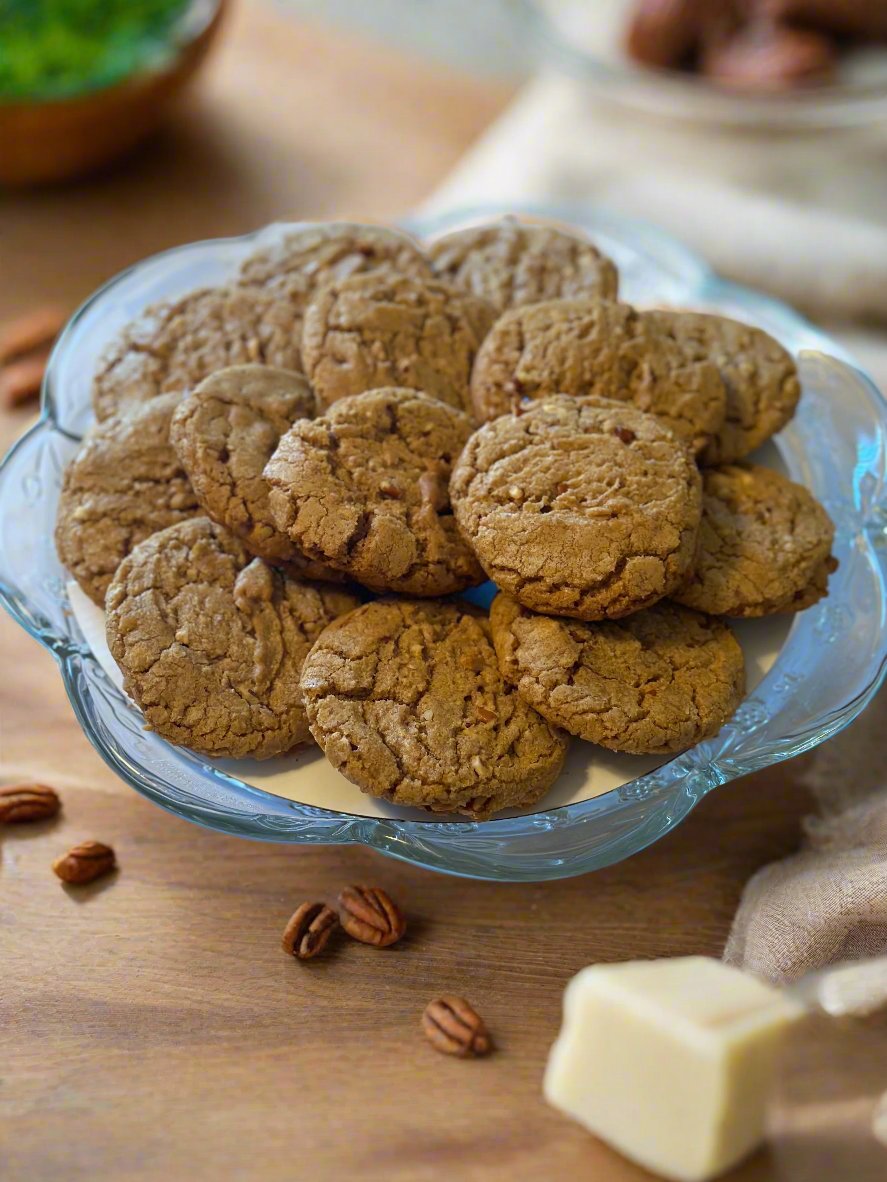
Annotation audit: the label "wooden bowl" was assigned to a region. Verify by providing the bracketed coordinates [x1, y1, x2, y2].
[0, 0, 228, 187]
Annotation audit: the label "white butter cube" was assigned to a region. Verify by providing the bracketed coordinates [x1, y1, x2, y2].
[544, 957, 803, 1182]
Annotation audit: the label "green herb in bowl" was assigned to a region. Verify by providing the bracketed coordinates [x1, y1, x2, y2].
[0, 0, 191, 101]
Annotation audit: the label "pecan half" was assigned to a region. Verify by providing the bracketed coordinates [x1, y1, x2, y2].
[422, 996, 491, 1058]
[0, 782, 61, 824]
[52, 841, 116, 885]
[338, 884, 406, 948]
[281, 902, 339, 960]
[0, 305, 65, 365]
[0, 353, 49, 408]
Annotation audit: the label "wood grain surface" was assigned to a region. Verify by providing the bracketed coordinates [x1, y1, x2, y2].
[2, 5, 886, 1180]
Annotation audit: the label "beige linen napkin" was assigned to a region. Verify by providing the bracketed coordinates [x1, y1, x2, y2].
[425, 70, 887, 983]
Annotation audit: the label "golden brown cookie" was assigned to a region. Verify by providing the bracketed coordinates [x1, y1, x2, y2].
[299, 598, 569, 818]
[265, 388, 485, 596]
[645, 311, 801, 465]
[490, 593, 745, 755]
[92, 285, 303, 422]
[169, 364, 340, 582]
[674, 463, 837, 616]
[428, 219, 618, 313]
[238, 222, 432, 365]
[301, 271, 491, 413]
[470, 298, 726, 454]
[105, 518, 360, 759]
[55, 394, 200, 606]
[450, 397, 702, 621]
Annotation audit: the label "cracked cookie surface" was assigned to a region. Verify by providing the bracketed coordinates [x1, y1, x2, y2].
[450, 396, 702, 620]
[92, 285, 303, 422]
[490, 594, 745, 754]
[470, 298, 726, 454]
[265, 388, 485, 596]
[55, 394, 200, 606]
[646, 311, 801, 465]
[239, 222, 432, 366]
[105, 517, 360, 759]
[170, 364, 340, 582]
[428, 220, 618, 313]
[674, 463, 836, 616]
[301, 271, 493, 413]
[300, 598, 569, 818]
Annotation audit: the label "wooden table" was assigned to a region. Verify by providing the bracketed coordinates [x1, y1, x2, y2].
[2, 5, 886, 1179]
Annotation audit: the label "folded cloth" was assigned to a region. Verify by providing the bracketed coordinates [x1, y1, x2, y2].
[724, 693, 887, 983]
[425, 73, 887, 329]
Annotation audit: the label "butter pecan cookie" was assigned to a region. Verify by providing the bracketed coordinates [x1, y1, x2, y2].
[450, 397, 702, 620]
[170, 365, 340, 581]
[646, 311, 801, 465]
[428, 219, 618, 313]
[239, 222, 432, 366]
[490, 593, 745, 755]
[301, 272, 492, 413]
[266, 388, 484, 596]
[105, 518, 360, 759]
[55, 393, 200, 606]
[674, 463, 837, 616]
[299, 598, 569, 818]
[470, 298, 726, 454]
[92, 284, 303, 422]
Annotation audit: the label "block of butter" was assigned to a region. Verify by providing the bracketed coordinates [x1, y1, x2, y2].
[544, 957, 804, 1182]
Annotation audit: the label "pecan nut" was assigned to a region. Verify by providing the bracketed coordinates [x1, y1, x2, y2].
[338, 884, 406, 948]
[0, 782, 61, 824]
[0, 305, 66, 365]
[0, 353, 49, 408]
[282, 902, 339, 960]
[422, 996, 491, 1058]
[52, 841, 116, 885]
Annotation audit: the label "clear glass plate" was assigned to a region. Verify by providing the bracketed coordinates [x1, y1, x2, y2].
[1, 204, 886, 882]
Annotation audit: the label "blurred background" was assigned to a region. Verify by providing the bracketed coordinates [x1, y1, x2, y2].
[1, 0, 886, 406]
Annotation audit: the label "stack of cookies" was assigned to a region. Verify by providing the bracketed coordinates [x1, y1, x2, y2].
[53, 219, 837, 820]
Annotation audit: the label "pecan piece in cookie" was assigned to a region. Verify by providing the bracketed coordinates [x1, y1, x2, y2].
[299, 599, 568, 818]
[428, 218, 618, 314]
[106, 518, 361, 759]
[674, 462, 837, 616]
[491, 593, 745, 754]
[451, 396, 702, 621]
[266, 388, 485, 597]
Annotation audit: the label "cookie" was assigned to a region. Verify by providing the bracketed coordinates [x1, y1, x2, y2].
[105, 517, 360, 759]
[265, 388, 485, 596]
[674, 463, 837, 616]
[645, 311, 801, 465]
[470, 298, 726, 454]
[299, 598, 569, 818]
[428, 219, 618, 314]
[92, 284, 303, 422]
[301, 271, 494, 413]
[450, 396, 702, 620]
[239, 221, 431, 302]
[490, 594, 745, 755]
[55, 394, 200, 606]
[169, 365, 339, 582]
